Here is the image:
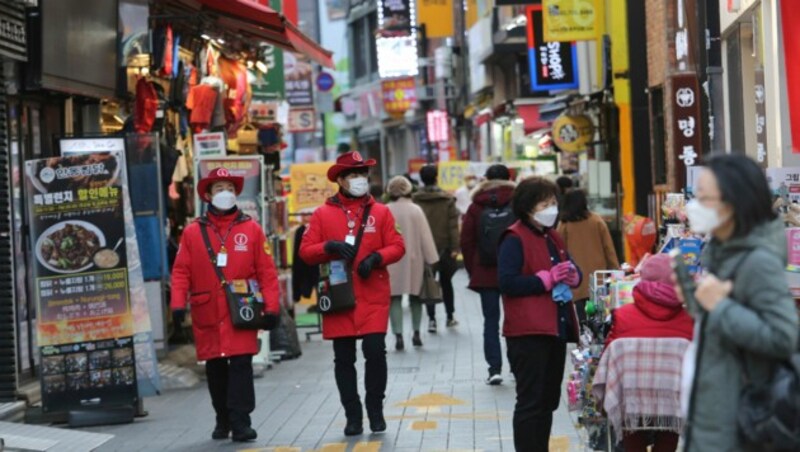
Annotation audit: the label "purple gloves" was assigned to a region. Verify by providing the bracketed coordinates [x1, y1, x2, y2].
[537, 262, 579, 291]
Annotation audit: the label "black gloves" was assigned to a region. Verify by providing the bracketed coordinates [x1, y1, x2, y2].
[357, 252, 382, 279]
[324, 240, 356, 261]
[172, 309, 186, 328]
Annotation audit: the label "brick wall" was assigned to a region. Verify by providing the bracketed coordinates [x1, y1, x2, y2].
[646, 0, 667, 88]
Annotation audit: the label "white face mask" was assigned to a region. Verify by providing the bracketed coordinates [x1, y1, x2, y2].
[211, 190, 237, 210]
[347, 176, 369, 197]
[686, 199, 724, 235]
[532, 205, 559, 228]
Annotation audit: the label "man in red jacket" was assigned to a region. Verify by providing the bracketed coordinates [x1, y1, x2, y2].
[299, 151, 405, 437]
[171, 168, 280, 442]
[460, 164, 516, 385]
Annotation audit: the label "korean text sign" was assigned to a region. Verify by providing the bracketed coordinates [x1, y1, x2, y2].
[526, 4, 579, 92]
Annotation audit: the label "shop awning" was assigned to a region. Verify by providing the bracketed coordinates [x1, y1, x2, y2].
[516, 104, 548, 134]
[192, 0, 334, 68]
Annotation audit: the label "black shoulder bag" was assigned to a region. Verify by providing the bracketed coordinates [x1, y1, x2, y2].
[200, 224, 279, 330]
[317, 204, 372, 315]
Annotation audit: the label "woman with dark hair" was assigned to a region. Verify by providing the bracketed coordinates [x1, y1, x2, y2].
[680, 154, 798, 452]
[497, 177, 582, 451]
[557, 189, 619, 322]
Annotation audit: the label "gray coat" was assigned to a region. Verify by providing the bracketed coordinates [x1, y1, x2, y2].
[685, 219, 799, 452]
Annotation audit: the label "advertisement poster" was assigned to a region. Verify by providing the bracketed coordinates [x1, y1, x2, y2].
[437, 160, 557, 192]
[25, 152, 138, 412]
[193, 132, 227, 158]
[542, 0, 603, 42]
[285, 52, 314, 106]
[526, 4, 579, 92]
[382, 77, 417, 116]
[289, 162, 338, 213]
[767, 167, 800, 204]
[378, 0, 412, 37]
[195, 157, 266, 230]
[60, 137, 162, 398]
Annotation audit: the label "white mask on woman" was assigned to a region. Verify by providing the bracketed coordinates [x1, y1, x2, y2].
[686, 199, 725, 234]
[532, 205, 559, 228]
[211, 190, 237, 210]
[348, 176, 369, 197]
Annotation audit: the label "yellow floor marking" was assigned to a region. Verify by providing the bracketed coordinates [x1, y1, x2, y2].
[549, 436, 570, 452]
[351, 441, 382, 452]
[273, 448, 302, 452]
[237, 448, 275, 452]
[317, 443, 347, 452]
[410, 420, 438, 430]
[395, 393, 466, 408]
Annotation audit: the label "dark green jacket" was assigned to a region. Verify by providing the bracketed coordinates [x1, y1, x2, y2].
[685, 219, 799, 452]
[412, 186, 459, 254]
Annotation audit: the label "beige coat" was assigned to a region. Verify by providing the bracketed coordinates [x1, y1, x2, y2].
[557, 212, 620, 300]
[387, 198, 439, 296]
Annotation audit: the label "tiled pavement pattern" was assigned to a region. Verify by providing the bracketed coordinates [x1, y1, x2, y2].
[88, 271, 584, 451]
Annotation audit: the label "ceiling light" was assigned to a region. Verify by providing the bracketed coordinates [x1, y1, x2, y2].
[255, 61, 268, 73]
[201, 34, 211, 40]
[217, 38, 225, 44]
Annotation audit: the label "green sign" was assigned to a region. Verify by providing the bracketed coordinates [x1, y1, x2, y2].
[252, 0, 284, 100]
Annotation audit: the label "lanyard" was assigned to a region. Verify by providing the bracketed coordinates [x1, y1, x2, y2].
[339, 202, 367, 233]
[209, 222, 235, 253]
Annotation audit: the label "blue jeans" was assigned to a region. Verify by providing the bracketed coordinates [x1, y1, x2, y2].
[479, 289, 502, 374]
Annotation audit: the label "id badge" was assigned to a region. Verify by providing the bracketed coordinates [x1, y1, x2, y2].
[345, 234, 356, 246]
[216, 252, 228, 267]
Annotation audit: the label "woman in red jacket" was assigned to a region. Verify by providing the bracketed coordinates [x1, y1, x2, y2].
[170, 168, 280, 442]
[497, 177, 581, 452]
[603, 253, 693, 452]
[299, 151, 405, 436]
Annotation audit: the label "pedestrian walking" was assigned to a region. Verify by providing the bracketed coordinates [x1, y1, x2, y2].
[557, 189, 620, 323]
[454, 173, 478, 216]
[601, 253, 693, 452]
[385, 176, 439, 350]
[460, 164, 516, 385]
[413, 165, 461, 332]
[170, 168, 281, 442]
[497, 176, 581, 452]
[299, 151, 405, 436]
[679, 154, 798, 452]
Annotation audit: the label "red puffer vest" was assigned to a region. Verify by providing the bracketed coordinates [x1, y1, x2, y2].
[500, 222, 580, 341]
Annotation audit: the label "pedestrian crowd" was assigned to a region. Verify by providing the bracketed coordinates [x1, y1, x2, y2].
[171, 151, 799, 451]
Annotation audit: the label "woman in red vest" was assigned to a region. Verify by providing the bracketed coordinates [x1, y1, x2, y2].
[497, 177, 581, 452]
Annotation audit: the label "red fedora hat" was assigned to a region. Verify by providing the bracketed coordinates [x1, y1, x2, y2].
[327, 151, 377, 182]
[196, 167, 245, 201]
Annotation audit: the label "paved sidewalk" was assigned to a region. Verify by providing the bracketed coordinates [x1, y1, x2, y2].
[88, 270, 584, 451]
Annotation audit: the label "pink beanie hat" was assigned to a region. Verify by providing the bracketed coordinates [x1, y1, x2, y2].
[639, 253, 673, 285]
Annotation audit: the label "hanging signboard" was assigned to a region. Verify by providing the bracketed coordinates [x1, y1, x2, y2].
[285, 52, 315, 106]
[542, 0, 603, 42]
[417, 0, 454, 38]
[289, 162, 339, 213]
[194, 156, 267, 230]
[671, 73, 703, 172]
[288, 107, 317, 132]
[378, 0, 412, 37]
[26, 152, 137, 412]
[381, 77, 417, 116]
[525, 5, 579, 92]
[755, 67, 768, 167]
[427, 110, 450, 143]
[0, 0, 27, 62]
[552, 114, 593, 153]
[193, 132, 226, 158]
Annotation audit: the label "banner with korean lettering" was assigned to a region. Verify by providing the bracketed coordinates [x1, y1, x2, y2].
[289, 162, 338, 213]
[194, 156, 266, 230]
[382, 77, 417, 116]
[526, 4, 579, 92]
[671, 73, 703, 185]
[25, 152, 138, 413]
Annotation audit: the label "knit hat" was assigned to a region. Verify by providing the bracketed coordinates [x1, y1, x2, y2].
[639, 253, 673, 285]
[386, 175, 413, 198]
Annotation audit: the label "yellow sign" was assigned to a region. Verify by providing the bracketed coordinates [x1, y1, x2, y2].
[417, 0, 454, 38]
[289, 162, 338, 213]
[542, 0, 603, 42]
[552, 114, 594, 153]
[465, 0, 478, 29]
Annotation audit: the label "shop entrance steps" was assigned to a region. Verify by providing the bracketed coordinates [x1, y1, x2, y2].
[0, 421, 113, 451]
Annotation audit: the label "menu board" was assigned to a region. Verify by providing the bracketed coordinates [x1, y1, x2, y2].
[194, 156, 266, 229]
[25, 151, 137, 412]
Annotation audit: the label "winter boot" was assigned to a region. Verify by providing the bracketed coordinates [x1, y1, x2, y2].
[230, 411, 257, 442]
[395, 334, 405, 351]
[412, 331, 423, 347]
[368, 409, 387, 433]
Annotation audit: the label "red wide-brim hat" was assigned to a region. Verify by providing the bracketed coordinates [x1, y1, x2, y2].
[327, 151, 376, 182]
[197, 167, 245, 201]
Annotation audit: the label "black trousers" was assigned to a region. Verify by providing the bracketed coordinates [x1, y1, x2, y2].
[426, 255, 456, 319]
[206, 354, 255, 430]
[332, 333, 387, 420]
[506, 335, 567, 452]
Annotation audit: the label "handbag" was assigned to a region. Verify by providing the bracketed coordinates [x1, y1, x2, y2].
[200, 224, 279, 330]
[237, 123, 258, 146]
[419, 264, 443, 304]
[317, 205, 372, 315]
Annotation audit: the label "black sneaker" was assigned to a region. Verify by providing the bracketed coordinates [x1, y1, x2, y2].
[368, 411, 387, 433]
[211, 424, 230, 440]
[412, 331, 422, 347]
[486, 373, 503, 386]
[428, 319, 437, 333]
[231, 427, 257, 442]
[446, 318, 459, 327]
[395, 334, 404, 351]
[344, 418, 364, 436]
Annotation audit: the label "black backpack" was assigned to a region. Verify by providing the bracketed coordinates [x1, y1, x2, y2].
[477, 195, 515, 266]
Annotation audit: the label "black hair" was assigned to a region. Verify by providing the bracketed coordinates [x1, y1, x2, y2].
[560, 189, 590, 222]
[420, 165, 438, 186]
[485, 164, 511, 181]
[705, 153, 777, 238]
[512, 177, 560, 221]
[556, 176, 574, 194]
[338, 167, 370, 180]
